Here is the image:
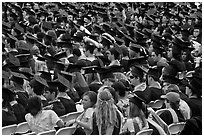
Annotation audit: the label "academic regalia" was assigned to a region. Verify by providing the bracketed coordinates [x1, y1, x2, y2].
[11, 101, 27, 124]
[148, 87, 164, 103]
[15, 91, 29, 109]
[57, 96, 77, 114]
[159, 109, 185, 125]
[2, 108, 18, 127]
[47, 99, 66, 117]
[91, 110, 121, 135]
[180, 116, 202, 135]
[186, 98, 202, 117]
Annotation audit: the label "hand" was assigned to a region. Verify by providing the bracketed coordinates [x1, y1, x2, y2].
[65, 119, 75, 127]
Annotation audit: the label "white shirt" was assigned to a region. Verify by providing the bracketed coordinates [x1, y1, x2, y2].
[25, 110, 61, 134]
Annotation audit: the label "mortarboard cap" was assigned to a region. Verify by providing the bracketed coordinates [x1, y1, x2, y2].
[54, 61, 66, 72]
[8, 53, 20, 66]
[54, 52, 67, 60]
[29, 75, 49, 87]
[57, 71, 74, 88]
[42, 21, 52, 30]
[101, 36, 113, 47]
[18, 67, 34, 80]
[46, 81, 59, 91]
[129, 94, 146, 109]
[128, 56, 148, 68]
[15, 54, 30, 64]
[38, 71, 54, 82]
[7, 33, 18, 43]
[66, 59, 87, 73]
[10, 71, 28, 83]
[97, 67, 115, 80]
[163, 75, 180, 84]
[82, 65, 99, 74]
[14, 23, 25, 34]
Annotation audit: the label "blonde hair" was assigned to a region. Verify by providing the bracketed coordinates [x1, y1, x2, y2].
[95, 86, 119, 134]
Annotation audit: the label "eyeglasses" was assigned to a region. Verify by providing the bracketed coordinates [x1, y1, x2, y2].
[129, 75, 135, 79]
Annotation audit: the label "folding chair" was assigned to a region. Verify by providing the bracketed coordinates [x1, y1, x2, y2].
[60, 111, 82, 123]
[168, 122, 185, 135]
[2, 124, 17, 135]
[38, 130, 56, 135]
[15, 122, 31, 134]
[156, 108, 168, 116]
[149, 99, 164, 109]
[55, 126, 76, 135]
[136, 129, 153, 135]
[23, 132, 36, 135]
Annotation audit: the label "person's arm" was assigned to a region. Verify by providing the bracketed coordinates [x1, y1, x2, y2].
[83, 36, 103, 49]
[56, 119, 64, 128]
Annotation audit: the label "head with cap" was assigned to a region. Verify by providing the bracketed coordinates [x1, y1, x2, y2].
[107, 47, 120, 61]
[29, 75, 47, 96]
[111, 81, 127, 97]
[147, 67, 160, 85]
[44, 82, 59, 101]
[129, 65, 145, 85]
[161, 91, 180, 110]
[95, 85, 119, 135]
[185, 77, 202, 98]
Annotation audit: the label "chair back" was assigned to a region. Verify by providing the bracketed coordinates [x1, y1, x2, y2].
[136, 129, 154, 135]
[60, 111, 82, 122]
[149, 99, 164, 109]
[15, 122, 30, 134]
[55, 126, 76, 135]
[156, 108, 168, 116]
[2, 124, 17, 135]
[168, 122, 185, 135]
[38, 130, 56, 135]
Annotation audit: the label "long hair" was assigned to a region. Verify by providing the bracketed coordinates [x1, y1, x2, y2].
[95, 86, 119, 134]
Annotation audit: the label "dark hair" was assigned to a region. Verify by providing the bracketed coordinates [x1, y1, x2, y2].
[45, 86, 58, 97]
[85, 42, 96, 54]
[27, 96, 42, 116]
[73, 48, 81, 57]
[30, 84, 45, 95]
[109, 47, 120, 60]
[82, 91, 97, 107]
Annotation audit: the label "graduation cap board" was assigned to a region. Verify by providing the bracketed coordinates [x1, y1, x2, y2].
[9, 53, 20, 66]
[30, 75, 49, 87]
[10, 71, 28, 80]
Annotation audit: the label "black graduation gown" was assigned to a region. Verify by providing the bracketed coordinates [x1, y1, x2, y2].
[11, 103, 26, 124]
[159, 109, 185, 125]
[2, 108, 18, 127]
[48, 99, 66, 116]
[58, 97, 77, 114]
[91, 111, 121, 135]
[186, 98, 202, 117]
[16, 91, 29, 109]
[180, 116, 202, 135]
[148, 87, 164, 103]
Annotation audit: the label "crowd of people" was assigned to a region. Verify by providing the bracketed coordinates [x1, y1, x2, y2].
[2, 2, 202, 135]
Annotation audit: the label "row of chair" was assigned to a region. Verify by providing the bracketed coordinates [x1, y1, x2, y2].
[2, 104, 185, 135]
[2, 122, 31, 135]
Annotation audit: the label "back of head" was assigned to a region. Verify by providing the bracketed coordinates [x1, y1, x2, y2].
[27, 96, 42, 116]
